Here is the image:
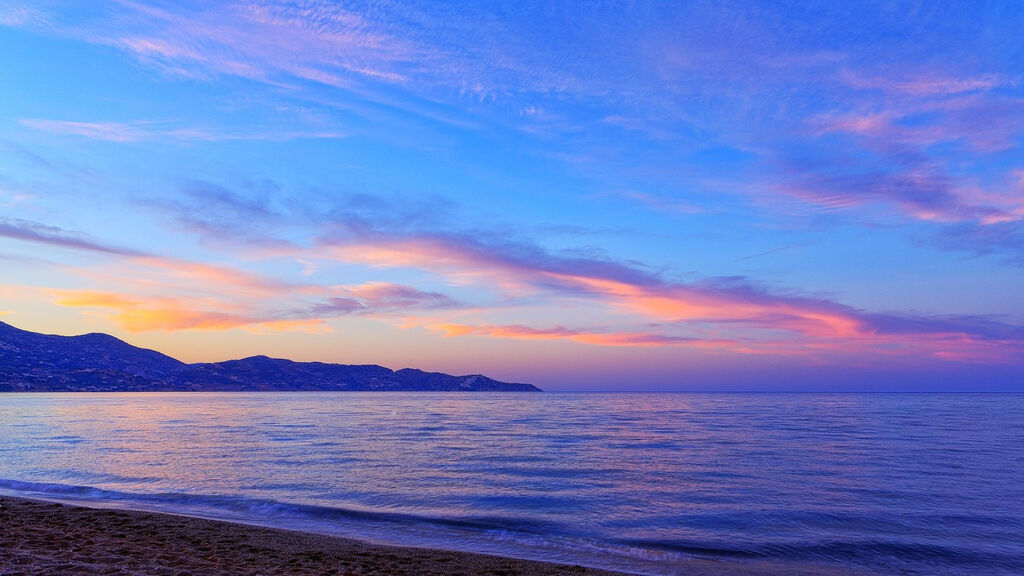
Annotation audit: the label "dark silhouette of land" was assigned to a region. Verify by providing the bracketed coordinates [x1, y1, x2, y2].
[0, 321, 539, 392]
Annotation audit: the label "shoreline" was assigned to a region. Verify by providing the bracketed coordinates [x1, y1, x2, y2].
[0, 496, 626, 576]
[0, 495, 870, 576]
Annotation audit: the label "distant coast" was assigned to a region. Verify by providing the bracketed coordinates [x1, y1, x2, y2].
[0, 320, 539, 392]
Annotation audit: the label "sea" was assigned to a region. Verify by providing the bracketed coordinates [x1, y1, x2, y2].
[1, 392, 1022, 575]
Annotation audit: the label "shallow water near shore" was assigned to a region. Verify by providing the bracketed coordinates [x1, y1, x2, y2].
[1, 392, 1022, 575]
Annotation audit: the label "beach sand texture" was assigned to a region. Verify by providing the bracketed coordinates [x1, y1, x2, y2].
[0, 496, 627, 576]
[0, 496, 870, 576]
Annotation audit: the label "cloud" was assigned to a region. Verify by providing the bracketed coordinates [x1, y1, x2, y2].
[0, 5, 43, 27]
[812, 96, 1024, 155]
[431, 322, 734, 348]
[598, 189, 704, 216]
[14, 192, 1017, 362]
[20, 118, 343, 142]
[51, 276, 460, 334]
[0, 217, 303, 300]
[0, 217, 147, 257]
[51, 289, 325, 333]
[772, 159, 966, 220]
[839, 72, 1010, 97]
[140, 180, 295, 248]
[930, 221, 1024, 267]
[768, 92, 1024, 239]
[313, 220, 1024, 361]
[5, 3, 1023, 367]
[310, 283, 459, 317]
[0, 214, 463, 332]
[20, 119, 150, 142]
[54, 1, 423, 88]
[341, 282, 458, 310]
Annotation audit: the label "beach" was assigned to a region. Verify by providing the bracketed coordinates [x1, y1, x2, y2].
[1, 496, 882, 576]
[3, 393, 1019, 575]
[0, 496, 630, 576]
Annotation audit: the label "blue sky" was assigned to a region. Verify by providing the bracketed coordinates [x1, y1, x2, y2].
[1, 1, 1023, 390]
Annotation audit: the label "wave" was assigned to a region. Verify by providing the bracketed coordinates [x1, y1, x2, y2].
[617, 537, 1024, 572]
[0, 478, 687, 575]
[0, 478, 550, 534]
[4, 478, 1023, 575]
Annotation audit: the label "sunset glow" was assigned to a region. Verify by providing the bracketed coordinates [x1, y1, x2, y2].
[1, 2, 1022, 389]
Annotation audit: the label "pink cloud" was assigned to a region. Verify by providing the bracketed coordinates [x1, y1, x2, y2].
[840, 71, 1009, 96]
[778, 93, 1024, 227]
[89, 1, 419, 88]
[316, 227, 1024, 362]
[813, 94, 1024, 154]
[431, 322, 735, 348]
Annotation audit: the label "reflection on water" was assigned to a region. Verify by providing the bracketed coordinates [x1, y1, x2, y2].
[1, 392, 1023, 575]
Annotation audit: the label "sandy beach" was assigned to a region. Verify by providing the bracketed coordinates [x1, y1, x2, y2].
[0, 496, 635, 576]
[0, 495, 878, 576]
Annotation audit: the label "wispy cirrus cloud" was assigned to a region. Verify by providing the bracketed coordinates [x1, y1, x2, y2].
[431, 322, 734, 348]
[20, 119, 150, 142]
[838, 71, 1011, 97]
[812, 95, 1024, 154]
[41, 1, 422, 87]
[930, 220, 1024, 267]
[20, 118, 344, 143]
[767, 87, 1024, 242]
[0, 217, 146, 257]
[0, 4, 42, 26]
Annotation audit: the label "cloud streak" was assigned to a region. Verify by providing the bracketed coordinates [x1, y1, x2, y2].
[21, 118, 344, 142]
[52, 289, 330, 333]
[314, 220, 1024, 361]
[431, 322, 735, 348]
[52, 277, 462, 334]
[762, 88, 1024, 269]
[0, 216, 462, 333]
[13, 190, 1017, 363]
[0, 217, 146, 257]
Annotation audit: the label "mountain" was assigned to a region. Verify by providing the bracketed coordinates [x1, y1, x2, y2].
[0, 321, 540, 392]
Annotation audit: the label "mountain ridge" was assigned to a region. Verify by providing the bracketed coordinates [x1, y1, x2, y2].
[0, 321, 540, 392]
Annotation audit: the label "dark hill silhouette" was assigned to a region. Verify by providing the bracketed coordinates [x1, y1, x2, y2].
[0, 321, 539, 392]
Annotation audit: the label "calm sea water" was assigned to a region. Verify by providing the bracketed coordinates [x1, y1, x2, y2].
[1, 393, 1022, 575]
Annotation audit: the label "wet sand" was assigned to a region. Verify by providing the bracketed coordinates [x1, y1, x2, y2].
[0, 496, 868, 576]
[0, 496, 632, 576]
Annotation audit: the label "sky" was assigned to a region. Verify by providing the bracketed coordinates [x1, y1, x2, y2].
[1, 1, 1023, 391]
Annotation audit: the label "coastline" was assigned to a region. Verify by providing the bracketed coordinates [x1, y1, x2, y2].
[0, 495, 870, 576]
[0, 496, 624, 576]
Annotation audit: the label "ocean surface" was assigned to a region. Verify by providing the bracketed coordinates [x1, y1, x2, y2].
[1, 392, 1022, 575]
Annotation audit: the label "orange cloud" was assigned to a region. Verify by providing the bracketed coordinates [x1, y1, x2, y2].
[322, 235, 868, 341]
[540, 273, 866, 340]
[51, 289, 328, 334]
[432, 322, 734, 348]
[313, 232, 1024, 364]
[54, 291, 139, 309]
[129, 256, 300, 297]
